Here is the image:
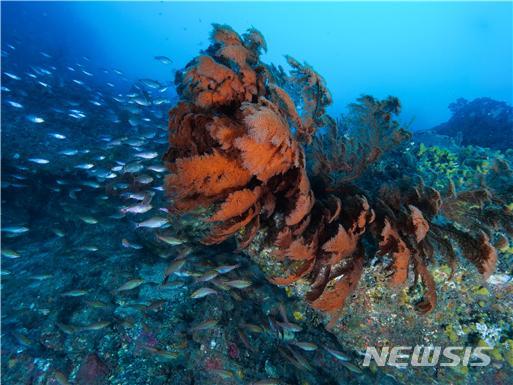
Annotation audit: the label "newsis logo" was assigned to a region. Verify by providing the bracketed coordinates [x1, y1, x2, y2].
[362, 346, 492, 368]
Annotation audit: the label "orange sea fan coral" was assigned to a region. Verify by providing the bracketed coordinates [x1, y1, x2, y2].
[409, 205, 430, 242]
[322, 224, 360, 265]
[165, 25, 314, 248]
[284, 56, 332, 144]
[379, 218, 411, 286]
[310, 251, 364, 315]
[276, 237, 317, 261]
[165, 24, 500, 326]
[412, 253, 437, 314]
[285, 168, 314, 227]
[312, 95, 411, 184]
[208, 187, 262, 222]
[166, 152, 252, 200]
[180, 55, 247, 109]
[235, 101, 301, 182]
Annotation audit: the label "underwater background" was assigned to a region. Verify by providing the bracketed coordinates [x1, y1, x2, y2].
[1, 2, 513, 385]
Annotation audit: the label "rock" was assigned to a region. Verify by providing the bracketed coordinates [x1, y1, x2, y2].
[76, 354, 109, 385]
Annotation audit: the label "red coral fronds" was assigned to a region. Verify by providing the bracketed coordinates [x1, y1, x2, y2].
[285, 168, 314, 226]
[457, 231, 498, 280]
[207, 117, 245, 150]
[235, 101, 300, 182]
[203, 207, 258, 245]
[379, 219, 411, 286]
[238, 215, 260, 249]
[310, 253, 364, 314]
[312, 95, 411, 184]
[276, 237, 317, 261]
[208, 187, 262, 222]
[242, 27, 267, 57]
[412, 253, 437, 314]
[166, 152, 252, 199]
[409, 205, 430, 242]
[322, 224, 359, 265]
[165, 25, 309, 247]
[475, 232, 498, 279]
[285, 56, 332, 144]
[269, 84, 305, 134]
[327, 196, 342, 224]
[271, 259, 315, 286]
[181, 55, 247, 109]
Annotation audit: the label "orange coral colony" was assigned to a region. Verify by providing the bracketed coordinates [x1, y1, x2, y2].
[164, 24, 500, 323]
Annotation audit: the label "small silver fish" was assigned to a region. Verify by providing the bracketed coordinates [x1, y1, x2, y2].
[85, 300, 109, 309]
[82, 181, 100, 188]
[240, 323, 264, 333]
[1, 226, 29, 233]
[57, 323, 77, 334]
[140, 79, 161, 88]
[115, 279, 145, 292]
[190, 287, 217, 298]
[341, 361, 363, 374]
[487, 273, 512, 285]
[135, 175, 153, 184]
[61, 289, 89, 297]
[75, 163, 95, 170]
[60, 149, 78, 156]
[1, 249, 20, 258]
[28, 158, 49, 164]
[80, 321, 111, 331]
[121, 203, 152, 214]
[156, 234, 185, 245]
[209, 369, 233, 379]
[225, 279, 252, 289]
[189, 319, 218, 331]
[147, 164, 166, 173]
[4, 72, 21, 80]
[277, 321, 302, 333]
[135, 151, 158, 159]
[79, 245, 99, 252]
[136, 216, 168, 229]
[144, 346, 178, 360]
[6, 100, 23, 108]
[134, 97, 151, 106]
[154, 55, 173, 64]
[52, 228, 65, 237]
[323, 345, 350, 361]
[164, 258, 186, 277]
[31, 274, 53, 281]
[26, 115, 44, 123]
[12, 331, 34, 347]
[49, 133, 66, 139]
[291, 341, 318, 351]
[196, 270, 219, 282]
[79, 216, 98, 224]
[215, 264, 240, 274]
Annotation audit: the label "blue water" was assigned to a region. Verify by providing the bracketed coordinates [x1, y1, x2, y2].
[2, 1, 512, 129]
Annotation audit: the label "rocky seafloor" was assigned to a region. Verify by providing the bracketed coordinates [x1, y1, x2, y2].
[1, 146, 512, 385]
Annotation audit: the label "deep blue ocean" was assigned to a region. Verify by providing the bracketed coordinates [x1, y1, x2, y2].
[1, 2, 513, 385]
